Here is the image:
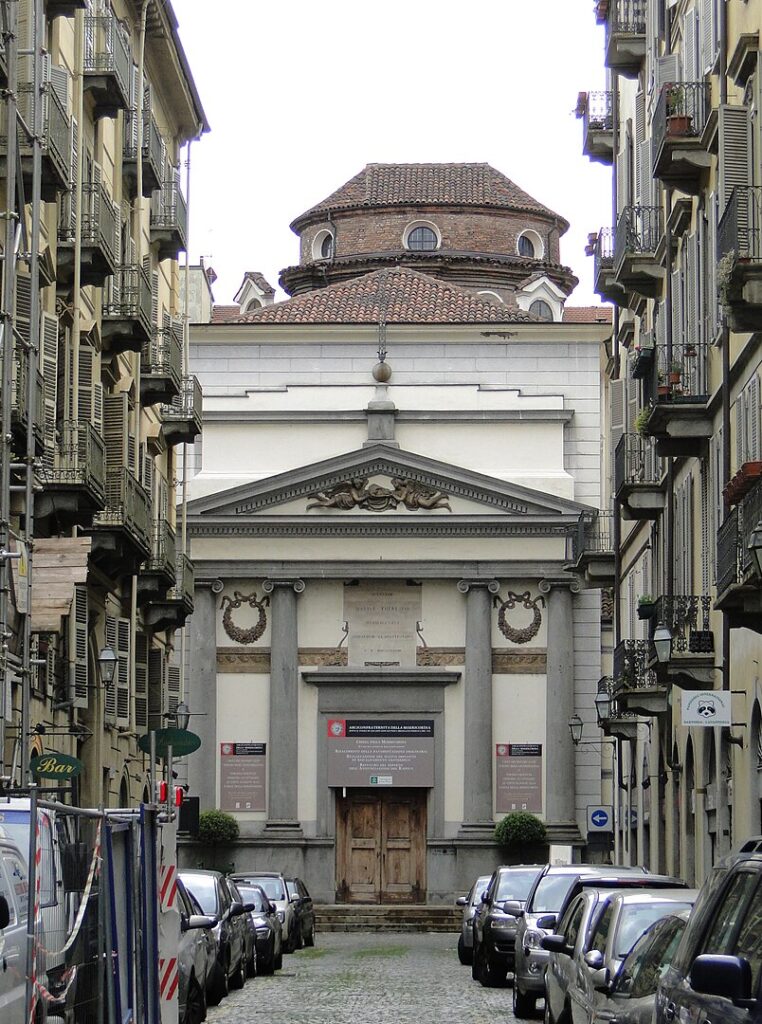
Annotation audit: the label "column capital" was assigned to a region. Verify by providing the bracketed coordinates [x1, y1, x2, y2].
[193, 577, 224, 593]
[538, 576, 581, 596]
[262, 578, 306, 595]
[457, 578, 500, 595]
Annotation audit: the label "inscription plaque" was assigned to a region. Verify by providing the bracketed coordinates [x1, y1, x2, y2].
[344, 584, 422, 667]
[220, 742, 266, 811]
[496, 743, 543, 814]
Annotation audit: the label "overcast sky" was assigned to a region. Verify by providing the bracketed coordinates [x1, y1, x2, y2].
[174, 0, 612, 308]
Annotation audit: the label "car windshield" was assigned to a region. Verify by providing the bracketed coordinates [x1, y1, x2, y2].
[285, 880, 296, 898]
[249, 877, 285, 901]
[471, 877, 492, 906]
[496, 869, 541, 902]
[615, 903, 694, 959]
[529, 875, 577, 914]
[236, 885, 266, 912]
[182, 875, 218, 915]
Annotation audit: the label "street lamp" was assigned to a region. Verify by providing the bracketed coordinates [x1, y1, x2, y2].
[97, 646, 118, 687]
[594, 679, 613, 726]
[652, 623, 673, 664]
[749, 522, 762, 579]
[568, 714, 584, 747]
[175, 702, 191, 731]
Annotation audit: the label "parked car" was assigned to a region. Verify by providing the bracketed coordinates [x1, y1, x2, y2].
[455, 873, 491, 965]
[543, 886, 696, 1024]
[231, 871, 298, 953]
[285, 876, 315, 948]
[175, 876, 217, 1024]
[586, 909, 691, 1024]
[655, 836, 762, 1024]
[510, 864, 649, 1018]
[470, 864, 543, 984]
[181, 882, 219, 1002]
[0, 833, 29, 1024]
[234, 880, 283, 974]
[179, 870, 252, 1004]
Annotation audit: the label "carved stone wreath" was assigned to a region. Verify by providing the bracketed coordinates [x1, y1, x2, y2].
[494, 591, 545, 645]
[220, 590, 270, 645]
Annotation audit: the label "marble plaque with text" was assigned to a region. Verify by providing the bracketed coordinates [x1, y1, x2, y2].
[344, 584, 422, 667]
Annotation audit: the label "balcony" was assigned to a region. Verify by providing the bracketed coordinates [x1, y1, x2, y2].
[597, 678, 639, 741]
[46, 0, 88, 16]
[629, 330, 654, 380]
[144, 552, 194, 631]
[58, 181, 119, 286]
[613, 640, 668, 716]
[651, 594, 716, 688]
[138, 519, 177, 605]
[652, 83, 713, 193]
[645, 343, 712, 457]
[150, 181, 188, 261]
[717, 186, 762, 332]
[615, 433, 665, 519]
[715, 478, 762, 632]
[592, 227, 626, 305]
[123, 110, 163, 198]
[89, 467, 151, 575]
[12, 80, 72, 201]
[604, 0, 647, 78]
[102, 263, 152, 354]
[83, 12, 131, 119]
[35, 421, 106, 527]
[614, 206, 663, 297]
[141, 324, 183, 406]
[579, 91, 614, 165]
[161, 376, 201, 447]
[565, 511, 615, 586]
[11, 349, 44, 454]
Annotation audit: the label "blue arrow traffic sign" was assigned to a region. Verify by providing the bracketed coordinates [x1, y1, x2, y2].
[591, 809, 609, 827]
[587, 805, 613, 831]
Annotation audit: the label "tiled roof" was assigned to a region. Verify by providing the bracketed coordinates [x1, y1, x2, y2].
[562, 306, 613, 324]
[211, 304, 240, 323]
[234, 268, 535, 325]
[291, 163, 566, 230]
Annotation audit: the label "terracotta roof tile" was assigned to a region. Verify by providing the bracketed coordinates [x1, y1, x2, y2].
[291, 163, 566, 230]
[562, 306, 613, 324]
[235, 268, 534, 325]
[211, 304, 241, 323]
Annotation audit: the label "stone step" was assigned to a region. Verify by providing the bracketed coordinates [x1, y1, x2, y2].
[315, 904, 461, 932]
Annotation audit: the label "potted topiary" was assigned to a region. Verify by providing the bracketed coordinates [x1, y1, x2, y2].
[197, 809, 239, 871]
[494, 811, 546, 858]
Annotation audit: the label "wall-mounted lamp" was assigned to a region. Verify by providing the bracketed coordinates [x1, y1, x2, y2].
[652, 623, 673, 664]
[569, 714, 584, 746]
[749, 523, 762, 579]
[594, 678, 613, 726]
[97, 647, 118, 687]
[164, 701, 192, 731]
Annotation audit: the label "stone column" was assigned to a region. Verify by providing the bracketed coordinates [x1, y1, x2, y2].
[457, 578, 500, 832]
[262, 578, 305, 830]
[187, 581, 220, 812]
[540, 579, 578, 828]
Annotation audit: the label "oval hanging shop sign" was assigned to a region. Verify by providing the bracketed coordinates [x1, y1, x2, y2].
[30, 752, 83, 779]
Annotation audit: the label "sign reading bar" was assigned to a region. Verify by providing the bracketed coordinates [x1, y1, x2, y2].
[681, 691, 731, 727]
[220, 742, 267, 811]
[496, 743, 543, 814]
[30, 752, 83, 780]
[327, 718, 434, 788]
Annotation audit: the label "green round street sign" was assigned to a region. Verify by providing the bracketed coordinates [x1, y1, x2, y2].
[138, 728, 201, 758]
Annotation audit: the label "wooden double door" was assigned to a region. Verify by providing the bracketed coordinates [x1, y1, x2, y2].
[336, 789, 426, 903]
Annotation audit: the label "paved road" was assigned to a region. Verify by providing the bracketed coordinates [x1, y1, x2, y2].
[207, 932, 530, 1023]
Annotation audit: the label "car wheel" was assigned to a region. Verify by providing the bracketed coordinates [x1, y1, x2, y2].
[229, 953, 246, 990]
[207, 956, 228, 1007]
[259, 939, 275, 975]
[512, 980, 536, 1018]
[246, 945, 257, 979]
[457, 933, 472, 965]
[470, 940, 480, 980]
[274, 948, 283, 971]
[184, 977, 206, 1024]
[304, 922, 315, 948]
[295, 923, 304, 950]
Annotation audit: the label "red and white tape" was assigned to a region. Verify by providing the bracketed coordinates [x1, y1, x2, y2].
[159, 864, 177, 913]
[159, 957, 178, 1001]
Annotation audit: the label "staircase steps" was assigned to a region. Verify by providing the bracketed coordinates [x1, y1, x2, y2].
[315, 904, 461, 932]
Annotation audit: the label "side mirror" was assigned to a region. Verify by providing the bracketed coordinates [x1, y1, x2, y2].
[591, 967, 611, 993]
[480, 892, 491, 904]
[690, 955, 753, 1003]
[502, 900, 523, 917]
[536, 914, 557, 931]
[541, 934, 570, 955]
[290, 893, 300, 903]
[584, 950, 605, 970]
[269, 902, 277, 915]
[243, 903, 256, 913]
[229, 901, 245, 917]
[455, 896, 468, 907]
[0, 894, 9, 930]
[184, 913, 217, 932]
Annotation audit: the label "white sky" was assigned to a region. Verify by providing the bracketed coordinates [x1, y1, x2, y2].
[174, 0, 612, 308]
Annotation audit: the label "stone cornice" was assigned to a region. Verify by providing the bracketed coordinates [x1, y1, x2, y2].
[302, 667, 461, 686]
[194, 559, 570, 580]
[187, 518, 576, 539]
[201, 408, 575, 424]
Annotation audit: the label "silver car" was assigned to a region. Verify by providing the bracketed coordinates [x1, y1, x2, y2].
[176, 876, 217, 1024]
[230, 871, 298, 953]
[455, 874, 491, 965]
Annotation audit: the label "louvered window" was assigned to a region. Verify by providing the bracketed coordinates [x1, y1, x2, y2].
[134, 632, 149, 730]
[105, 614, 131, 726]
[40, 312, 59, 475]
[103, 392, 129, 470]
[148, 647, 165, 732]
[70, 584, 89, 709]
[719, 105, 750, 218]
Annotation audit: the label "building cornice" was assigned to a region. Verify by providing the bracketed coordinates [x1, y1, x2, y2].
[186, 516, 578, 539]
[194, 559, 570, 580]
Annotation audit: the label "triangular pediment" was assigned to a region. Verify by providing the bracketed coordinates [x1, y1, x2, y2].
[187, 444, 592, 522]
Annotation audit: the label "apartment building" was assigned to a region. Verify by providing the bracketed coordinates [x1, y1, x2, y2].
[0, 0, 207, 806]
[580, 0, 762, 882]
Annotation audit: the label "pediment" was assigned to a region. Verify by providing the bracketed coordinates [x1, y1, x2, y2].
[186, 444, 592, 521]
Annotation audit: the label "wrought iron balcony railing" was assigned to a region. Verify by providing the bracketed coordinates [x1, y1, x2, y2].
[653, 82, 710, 149]
[17, 80, 71, 193]
[151, 181, 188, 256]
[142, 325, 183, 385]
[718, 186, 762, 263]
[717, 475, 762, 595]
[595, 227, 615, 276]
[653, 594, 714, 654]
[614, 206, 661, 271]
[45, 421, 106, 500]
[141, 518, 176, 578]
[654, 342, 710, 403]
[584, 90, 614, 132]
[103, 263, 152, 337]
[11, 348, 43, 441]
[92, 467, 150, 554]
[615, 433, 662, 492]
[58, 180, 119, 260]
[608, 0, 646, 33]
[83, 12, 131, 107]
[161, 376, 202, 445]
[167, 552, 194, 612]
[123, 108, 163, 195]
[566, 511, 614, 564]
[613, 639, 661, 691]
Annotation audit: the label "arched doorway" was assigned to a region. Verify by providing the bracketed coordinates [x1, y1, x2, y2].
[670, 740, 681, 877]
[704, 734, 718, 876]
[684, 738, 696, 886]
[119, 773, 130, 808]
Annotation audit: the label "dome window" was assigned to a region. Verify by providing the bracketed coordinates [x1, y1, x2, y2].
[517, 230, 544, 260]
[529, 299, 554, 322]
[404, 223, 440, 251]
[320, 233, 334, 259]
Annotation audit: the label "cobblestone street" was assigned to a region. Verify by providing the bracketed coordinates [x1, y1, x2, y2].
[206, 932, 528, 1023]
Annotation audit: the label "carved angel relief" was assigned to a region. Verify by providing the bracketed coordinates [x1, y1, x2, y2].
[494, 591, 545, 645]
[220, 590, 270, 645]
[307, 476, 451, 512]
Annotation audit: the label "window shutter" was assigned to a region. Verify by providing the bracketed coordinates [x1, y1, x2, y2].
[701, 0, 718, 75]
[708, 192, 719, 336]
[735, 395, 745, 467]
[15, 275, 32, 347]
[686, 473, 694, 594]
[167, 663, 180, 723]
[611, 377, 626, 486]
[78, 345, 96, 423]
[635, 93, 645, 204]
[128, 63, 140, 152]
[683, 8, 698, 82]
[157, 472, 168, 520]
[718, 105, 750, 216]
[116, 617, 130, 727]
[655, 54, 680, 92]
[686, 233, 698, 354]
[103, 393, 129, 470]
[135, 632, 149, 730]
[750, 375, 761, 460]
[152, 272, 159, 327]
[140, 442, 154, 496]
[148, 648, 165, 732]
[70, 584, 89, 709]
[700, 463, 710, 592]
[104, 615, 118, 720]
[40, 312, 59, 474]
[671, 268, 684, 348]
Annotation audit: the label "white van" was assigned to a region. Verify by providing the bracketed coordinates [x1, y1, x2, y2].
[0, 834, 29, 1024]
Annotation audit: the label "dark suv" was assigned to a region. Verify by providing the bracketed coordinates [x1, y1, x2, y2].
[471, 864, 543, 986]
[654, 837, 762, 1024]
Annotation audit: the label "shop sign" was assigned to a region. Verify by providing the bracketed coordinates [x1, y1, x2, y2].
[30, 752, 83, 779]
[681, 691, 731, 727]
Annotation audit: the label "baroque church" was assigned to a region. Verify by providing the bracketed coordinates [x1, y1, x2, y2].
[182, 163, 613, 902]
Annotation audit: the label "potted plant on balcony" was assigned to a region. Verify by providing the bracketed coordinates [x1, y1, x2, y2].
[668, 360, 682, 385]
[666, 85, 692, 136]
[637, 595, 656, 620]
[657, 371, 670, 397]
[635, 406, 651, 437]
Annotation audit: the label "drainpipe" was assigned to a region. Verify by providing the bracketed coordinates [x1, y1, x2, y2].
[135, 0, 148, 246]
[180, 138, 192, 708]
[664, 189, 674, 600]
[719, 0, 730, 699]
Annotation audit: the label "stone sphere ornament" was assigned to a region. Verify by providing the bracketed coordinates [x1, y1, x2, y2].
[372, 360, 392, 383]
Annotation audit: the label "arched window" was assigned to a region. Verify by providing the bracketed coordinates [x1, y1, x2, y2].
[529, 299, 553, 321]
[407, 226, 438, 251]
[518, 234, 535, 258]
[320, 233, 334, 259]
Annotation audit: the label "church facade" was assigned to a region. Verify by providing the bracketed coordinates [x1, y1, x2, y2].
[183, 164, 613, 902]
